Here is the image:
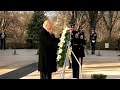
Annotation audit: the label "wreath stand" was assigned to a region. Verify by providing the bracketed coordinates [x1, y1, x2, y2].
[60, 30, 82, 79]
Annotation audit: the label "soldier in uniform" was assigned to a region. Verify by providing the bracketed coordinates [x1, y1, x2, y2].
[90, 29, 97, 54]
[0, 30, 7, 50]
[69, 17, 86, 79]
[77, 27, 86, 67]
[117, 37, 120, 54]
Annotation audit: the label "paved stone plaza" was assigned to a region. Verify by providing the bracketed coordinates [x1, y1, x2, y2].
[0, 49, 120, 79]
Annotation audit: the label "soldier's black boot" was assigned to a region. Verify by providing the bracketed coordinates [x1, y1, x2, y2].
[91, 51, 94, 54]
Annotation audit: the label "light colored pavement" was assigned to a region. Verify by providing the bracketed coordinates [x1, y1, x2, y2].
[20, 61, 120, 79]
[0, 49, 38, 75]
[1, 49, 120, 79]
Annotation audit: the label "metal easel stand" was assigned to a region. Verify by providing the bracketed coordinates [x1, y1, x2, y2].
[60, 47, 82, 79]
[60, 30, 82, 79]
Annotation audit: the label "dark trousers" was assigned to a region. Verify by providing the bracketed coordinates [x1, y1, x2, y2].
[40, 72, 52, 79]
[80, 57, 83, 67]
[1, 39, 6, 50]
[68, 60, 72, 68]
[71, 52, 80, 79]
[91, 43, 96, 54]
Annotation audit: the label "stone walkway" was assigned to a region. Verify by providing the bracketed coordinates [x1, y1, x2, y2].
[20, 60, 120, 79]
[0, 49, 120, 79]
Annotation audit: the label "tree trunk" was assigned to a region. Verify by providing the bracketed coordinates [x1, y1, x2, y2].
[106, 28, 112, 50]
[107, 29, 112, 43]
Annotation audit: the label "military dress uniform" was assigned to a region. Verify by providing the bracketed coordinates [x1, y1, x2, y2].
[117, 38, 120, 51]
[0, 32, 7, 50]
[78, 30, 86, 58]
[71, 29, 86, 79]
[90, 31, 97, 54]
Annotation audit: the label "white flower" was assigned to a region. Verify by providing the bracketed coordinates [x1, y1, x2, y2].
[58, 42, 64, 48]
[58, 48, 62, 54]
[61, 38, 65, 43]
[57, 55, 62, 61]
[60, 35, 65, 41]
[57, 26, 71, 67]
[61, 26, 71, 36]
[62, 40, 65, 43]
[62, 29, 67, 35]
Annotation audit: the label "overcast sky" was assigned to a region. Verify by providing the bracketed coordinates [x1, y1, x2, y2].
[45, 11, 58, 19]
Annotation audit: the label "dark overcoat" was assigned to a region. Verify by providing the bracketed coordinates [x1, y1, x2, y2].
[38, 28, 59, 73]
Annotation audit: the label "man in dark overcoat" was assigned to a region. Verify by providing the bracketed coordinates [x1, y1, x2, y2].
[38, 20, 59, 79]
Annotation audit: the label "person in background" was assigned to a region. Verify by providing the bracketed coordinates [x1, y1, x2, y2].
[90, 29, 97, 55]
[0, 30, 7, 50]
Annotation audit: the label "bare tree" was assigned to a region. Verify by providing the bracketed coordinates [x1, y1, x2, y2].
[50, 11, 72, 37]
[72, 11, 88, 29]
[0, 11, 14, 32]
[50, 11, 88, 37]
[7, 11, 32, 43]
[84, 11, 104, 34]
[102, 11, 120, 43]
[6, 11, 32, 50]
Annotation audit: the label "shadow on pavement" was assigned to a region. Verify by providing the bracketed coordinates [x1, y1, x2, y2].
[0, 62, 37, 79]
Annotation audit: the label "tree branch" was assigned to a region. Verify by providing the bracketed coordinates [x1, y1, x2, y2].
[83, 11, 90, 23]
[102, 14, 109, 30]
[96, 11, 104, 23]
[78, 11, 86, 27]
[112, 11, 119, 28]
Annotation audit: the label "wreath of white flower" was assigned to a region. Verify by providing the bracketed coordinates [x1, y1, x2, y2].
[57, 27, 72, 67]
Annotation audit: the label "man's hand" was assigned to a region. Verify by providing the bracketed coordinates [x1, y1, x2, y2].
[64, 27, 73, 31]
